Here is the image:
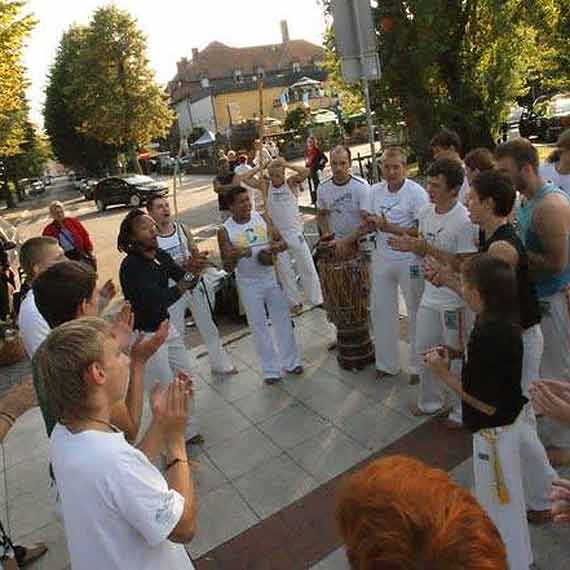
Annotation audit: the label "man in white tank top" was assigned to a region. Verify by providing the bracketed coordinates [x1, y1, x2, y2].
[242, 158, 323, 310]
[217, 186, 302, 384]
[147, 196, 237, 376]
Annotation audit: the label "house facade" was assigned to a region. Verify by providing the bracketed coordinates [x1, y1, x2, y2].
[167, 21, 333, 136]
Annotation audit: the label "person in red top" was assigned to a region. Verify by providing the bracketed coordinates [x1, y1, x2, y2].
[304, 136, 328, 205]
[42, 201, 96, 269]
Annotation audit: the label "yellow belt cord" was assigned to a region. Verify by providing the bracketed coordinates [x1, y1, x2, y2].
[480, 429, 510, 505]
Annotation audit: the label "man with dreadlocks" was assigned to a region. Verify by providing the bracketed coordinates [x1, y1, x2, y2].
[118, 209, 208, 445]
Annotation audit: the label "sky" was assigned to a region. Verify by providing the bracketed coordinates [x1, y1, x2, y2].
[21, 0, 329, 127]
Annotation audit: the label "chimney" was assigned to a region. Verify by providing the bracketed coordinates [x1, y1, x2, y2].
[192, 48, 199, 60]
[280, 20, 289, 44]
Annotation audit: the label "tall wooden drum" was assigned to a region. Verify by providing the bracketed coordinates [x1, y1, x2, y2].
[318, 253, 374, 370]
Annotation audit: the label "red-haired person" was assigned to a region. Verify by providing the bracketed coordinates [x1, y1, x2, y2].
[337, 455, 508, 570]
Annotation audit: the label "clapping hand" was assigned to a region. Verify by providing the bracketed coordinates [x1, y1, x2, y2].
[98, 279, 117, 314]
[529, 380, 570, 425]
[131, 320, 169, 366]
[186, 250, 209, 276]
[551, 479, 570, 524]
[388, 234, 416, 253]
[423, 346, 451, 377]
[112, 302, 134, 352]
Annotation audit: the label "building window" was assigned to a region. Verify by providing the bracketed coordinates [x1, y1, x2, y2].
[292, 62, 301, 73]
[257, 67, 265, 79]
[234, 69, 243, 84]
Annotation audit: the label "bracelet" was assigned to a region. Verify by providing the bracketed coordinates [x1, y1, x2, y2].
[166, 457, 189, 471]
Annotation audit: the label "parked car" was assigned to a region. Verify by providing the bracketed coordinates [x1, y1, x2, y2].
[79, 178, 99, 200]
[92, 175, 168, 212]
[28, 178, 46, 196]
[43, 174, 53, 186]
[519, 93, 570, 141]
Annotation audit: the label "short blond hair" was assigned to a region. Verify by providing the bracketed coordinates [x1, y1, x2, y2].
[36, 317, 112, 422]
[380, 146, 407, 165]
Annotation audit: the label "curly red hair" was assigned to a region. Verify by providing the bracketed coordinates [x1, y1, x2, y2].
[336, 455, 507, 570]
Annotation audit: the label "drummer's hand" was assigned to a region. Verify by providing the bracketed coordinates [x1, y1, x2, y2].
[423, 256, 443, 286]
[270, 239, 287, 254]
[389, 234, 423, 255]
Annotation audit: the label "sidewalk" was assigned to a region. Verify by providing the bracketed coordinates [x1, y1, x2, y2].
[1, 307, 569, 569]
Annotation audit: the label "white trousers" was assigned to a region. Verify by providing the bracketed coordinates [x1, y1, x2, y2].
[538, 288, 570, 448]
[370, 258, 424, 375]
[473, 414, 533, 570]
[415, 305, 470, 423]
[140, 325, 197, 440]
[275, 230, 323, 307]
[168, 281, 235, 374]
[238, 277, 301, 378]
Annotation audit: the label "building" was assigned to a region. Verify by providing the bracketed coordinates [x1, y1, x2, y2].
[167, 21, 334, 136]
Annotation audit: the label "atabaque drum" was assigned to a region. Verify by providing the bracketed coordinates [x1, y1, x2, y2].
[317, 249, 374, 370]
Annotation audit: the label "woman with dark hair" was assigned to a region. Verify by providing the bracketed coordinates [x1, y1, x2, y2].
[337, 455, 508, 570]
[304, 136, 328, 204]
[425, 254, 533, 570]
[539, 128, 570, 195]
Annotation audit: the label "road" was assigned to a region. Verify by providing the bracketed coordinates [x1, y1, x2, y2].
[2, 141, 380, 285]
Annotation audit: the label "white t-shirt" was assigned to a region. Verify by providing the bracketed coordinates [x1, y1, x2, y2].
[418, 201, 477, 309]
[156, 225, 189, 265]
[51, 424, 193, 570]
[317, 175, 370, 238]
[18, 290, 50, 358]
[224, 212, 275, 282]
[363, 178, 428, 263]
[539, 162, 570, 196]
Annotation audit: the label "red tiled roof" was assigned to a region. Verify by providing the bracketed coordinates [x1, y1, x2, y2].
[178, 40, 324, 81]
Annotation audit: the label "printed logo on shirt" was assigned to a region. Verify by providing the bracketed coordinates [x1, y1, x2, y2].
[234, 223, 268, 249]
[478, 452, 490, 462]
[409, 265, 421, 279]
[444, 310, 458, 331]
[155, 493, 177, 528]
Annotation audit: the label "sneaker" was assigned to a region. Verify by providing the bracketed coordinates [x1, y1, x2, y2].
[264, 377, 282, 385]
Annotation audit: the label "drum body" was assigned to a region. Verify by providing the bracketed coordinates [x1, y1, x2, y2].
[318, 254, 374, 369]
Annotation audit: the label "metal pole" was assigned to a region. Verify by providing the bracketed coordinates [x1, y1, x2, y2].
[362, 77, 377, 182]
[351, 0, 377, 182]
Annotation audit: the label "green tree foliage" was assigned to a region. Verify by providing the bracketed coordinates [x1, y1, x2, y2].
[284, 107, 312, 131]
[44, 6, 173, 173]
[44, 25, 117, 175]
[320, 0, 568, 166]
[0, 0, 35, 156]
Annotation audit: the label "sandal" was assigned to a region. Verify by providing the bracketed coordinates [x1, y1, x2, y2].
[14, 542, 48, 567]
[286, 366, 304, 375]
[264, 377, 282, 385]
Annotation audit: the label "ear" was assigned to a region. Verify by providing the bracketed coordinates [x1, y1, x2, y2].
[76, 298, 89, 318]
[85, 361, 106, 387]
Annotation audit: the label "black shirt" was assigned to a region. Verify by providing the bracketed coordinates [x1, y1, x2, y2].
[119, 248, 185, 332]
[214, 173, 234, 211]
[462, 319, 527, 433]
[481, 223, 541, 330]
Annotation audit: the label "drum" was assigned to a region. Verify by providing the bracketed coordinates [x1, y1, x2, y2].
[318, 253, 374, 370]
[358, 232, 376, 263]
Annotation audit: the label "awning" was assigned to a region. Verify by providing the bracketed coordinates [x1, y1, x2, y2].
[191, 130, 216, 147]
[289, 76, 322, 90]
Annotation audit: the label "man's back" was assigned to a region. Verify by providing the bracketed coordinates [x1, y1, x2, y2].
[51, 424, 193, 570]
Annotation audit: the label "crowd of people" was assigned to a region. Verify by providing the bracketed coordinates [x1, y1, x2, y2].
[1, 128, 570, 568]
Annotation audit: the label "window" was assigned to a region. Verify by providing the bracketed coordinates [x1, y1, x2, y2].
[292, 62, 301, 73]
[257, 67, 265, 79]
[234, 69, 243, 84]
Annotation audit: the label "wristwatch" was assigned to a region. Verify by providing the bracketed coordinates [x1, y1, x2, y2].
[183, 272, 194, 282]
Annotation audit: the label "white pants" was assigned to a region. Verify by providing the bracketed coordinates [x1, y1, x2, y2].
[415, 305, 470, 423]
[538, 288, 570, 448]
[521, 324, 543, 396]
[473, 415, 533, 570]
[140, 324, 197, 440]
[169, 281, 235, 374]
[238, 277, 301, 378]
[275, 230, 323, 307]
[370, 258, 424, 375]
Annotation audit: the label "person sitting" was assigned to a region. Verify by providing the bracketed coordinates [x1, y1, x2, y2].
[336, 455, 508, 570]
[36, 318, 196, 570]
[42, 201, 96, 268]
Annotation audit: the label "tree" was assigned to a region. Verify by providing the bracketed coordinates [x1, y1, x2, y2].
[0, 0, 35, 207]
[44, 25, 117, 175]
[320, 0, 565, 166]
[70, 6, 174, 173]
[284, 107, 312, 131]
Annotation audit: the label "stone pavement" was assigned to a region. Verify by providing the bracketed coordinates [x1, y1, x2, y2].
[1, 307, 569, 569]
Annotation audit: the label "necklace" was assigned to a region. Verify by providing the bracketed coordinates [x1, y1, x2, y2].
[63, 416, 120, 434]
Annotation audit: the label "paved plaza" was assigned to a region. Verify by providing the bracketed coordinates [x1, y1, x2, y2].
[1, 306, 569, 569]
